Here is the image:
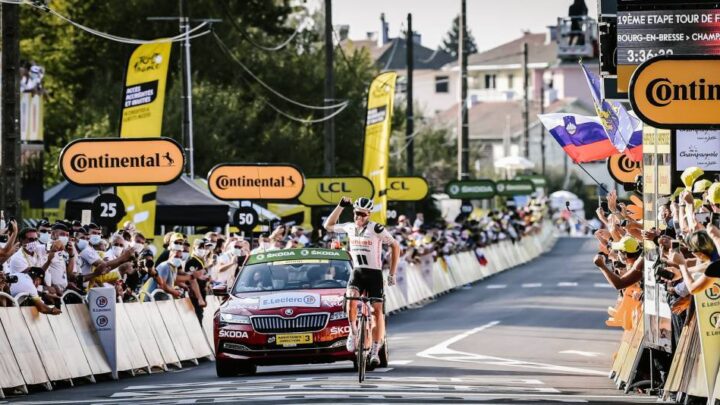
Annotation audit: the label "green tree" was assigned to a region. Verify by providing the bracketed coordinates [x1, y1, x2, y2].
[441, 15, 479, 59]
[20, 0, 378, 186]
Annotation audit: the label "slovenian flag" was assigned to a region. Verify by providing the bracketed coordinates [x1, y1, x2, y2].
[538, 113, 618, 163]
[580, 63, 638, 156]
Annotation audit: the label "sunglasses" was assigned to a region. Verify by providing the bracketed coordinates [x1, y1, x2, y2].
[354, 211, 369, 218]
[172, 240, 184, 245]
[25, 238, 38, 243]
[112, 243, 124, 247]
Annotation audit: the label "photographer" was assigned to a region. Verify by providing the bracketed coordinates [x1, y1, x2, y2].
[668, 230, 720, 295]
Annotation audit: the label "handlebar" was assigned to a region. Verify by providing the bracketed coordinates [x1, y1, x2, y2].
[344, 295, 384, 303]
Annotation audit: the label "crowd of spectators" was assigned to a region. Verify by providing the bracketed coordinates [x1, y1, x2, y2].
[0, 198, 548, 321]
[591, 166, 720, 387]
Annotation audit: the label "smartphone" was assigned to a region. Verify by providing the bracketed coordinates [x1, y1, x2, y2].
[671, 241, 680, 251]
[600, 201, 610, 215]
[696, 212, 711, 225]
[712, 213, 720, 228]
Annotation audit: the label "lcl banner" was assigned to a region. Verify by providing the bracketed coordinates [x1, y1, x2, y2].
[88, 287, 117, 379]
[298, 177, 374, 206]
[386, 177, 429, 202]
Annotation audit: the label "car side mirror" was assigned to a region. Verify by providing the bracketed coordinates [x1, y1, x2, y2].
[212, 284, 229, 297]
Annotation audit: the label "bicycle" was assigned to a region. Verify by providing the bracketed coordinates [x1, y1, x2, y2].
[345, 295, 386, 383]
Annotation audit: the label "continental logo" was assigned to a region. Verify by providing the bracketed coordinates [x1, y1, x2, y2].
[630, 56, 720, 128]
[298, 177, 374, 206]
[607, 153, 641, 184]
[645, 78, 720, 107]
[208, 164, 304, 201]
[387, 177, 429, 201]
[59, 137, 184, 186]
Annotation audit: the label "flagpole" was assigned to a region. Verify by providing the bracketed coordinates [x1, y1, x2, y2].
[576, 162, 609, 194]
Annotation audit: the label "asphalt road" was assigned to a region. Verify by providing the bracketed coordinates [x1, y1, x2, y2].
[6, 237, 660, 404]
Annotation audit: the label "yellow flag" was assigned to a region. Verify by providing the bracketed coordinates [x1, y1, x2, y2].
[117, 42, 172, 237]
[362, 72, 397, 224]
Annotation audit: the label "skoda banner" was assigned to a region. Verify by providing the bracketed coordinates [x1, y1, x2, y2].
[495, 180, 535, 197]
[88, 287, 117, 379]
[445, 180, 496, 200]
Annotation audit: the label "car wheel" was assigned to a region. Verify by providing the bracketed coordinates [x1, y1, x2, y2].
[216, 359, 237, 377]
[379, 340, 389, 368]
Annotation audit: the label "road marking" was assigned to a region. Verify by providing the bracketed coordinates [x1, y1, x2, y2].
[486, 284, 506, 289]
[594, 283, 613, 288]
[557, 282, 578, 287]
[417, 321, 607, 376]
[387, 360, 413, 365]
[521, 283, 542, 288]
[559, 350, 601, 358]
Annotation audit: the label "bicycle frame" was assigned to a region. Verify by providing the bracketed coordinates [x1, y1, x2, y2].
[345, 295, 383, 383]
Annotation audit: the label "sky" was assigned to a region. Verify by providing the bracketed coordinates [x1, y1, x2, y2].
[329, 0, 598, 52]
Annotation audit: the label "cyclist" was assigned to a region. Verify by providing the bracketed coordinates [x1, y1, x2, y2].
[323, 196, 399, 367]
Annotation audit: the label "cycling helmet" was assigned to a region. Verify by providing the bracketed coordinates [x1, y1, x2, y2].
[353, 197, 374, 213]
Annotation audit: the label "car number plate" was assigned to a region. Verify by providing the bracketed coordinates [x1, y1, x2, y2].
[276, 333, 313, 346]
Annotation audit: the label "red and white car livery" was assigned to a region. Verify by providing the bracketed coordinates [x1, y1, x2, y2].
[214, 248, 355, 376]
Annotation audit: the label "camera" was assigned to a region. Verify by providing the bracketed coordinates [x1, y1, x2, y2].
[5, 274, 18, 284]
[654, 260, 675, 282]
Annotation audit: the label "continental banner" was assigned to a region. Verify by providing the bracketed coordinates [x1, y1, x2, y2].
[694, 282, 720, 396]
[362, 72, 397, 224]
[117, 42, 172, 236]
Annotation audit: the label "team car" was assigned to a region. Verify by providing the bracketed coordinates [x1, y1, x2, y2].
[214, 248, 387, 376]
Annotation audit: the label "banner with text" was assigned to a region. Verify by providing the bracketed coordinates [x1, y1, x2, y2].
[117, 42, 172, 237]
[88, 287, 117, 379]
[362, 72, 397, 224]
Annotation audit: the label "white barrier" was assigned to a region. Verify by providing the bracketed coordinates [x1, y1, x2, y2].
[384, 226, 557, 314]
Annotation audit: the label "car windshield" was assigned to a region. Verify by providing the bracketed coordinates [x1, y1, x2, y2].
[233, 259, 352, 293]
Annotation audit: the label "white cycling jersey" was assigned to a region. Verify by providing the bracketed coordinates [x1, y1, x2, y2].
[333, 221, 395, 270]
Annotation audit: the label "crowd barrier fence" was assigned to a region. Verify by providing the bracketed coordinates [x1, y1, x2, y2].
[0, 223, 556, 398]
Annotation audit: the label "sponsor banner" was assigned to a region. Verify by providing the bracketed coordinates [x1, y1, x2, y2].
[495, 180, 535, 197]
[630, 56, 720, 129]
[118, 42, 172, 237]
[59, 137, 184, 186]
[248, 248, 350, 265]
[258, 292, 321, 309]
[387, 177, 430, 201]
[607, 153, 642, 184]
[88, 287, 117, 379]
[515, 175, 547, 189]
[207, 163, 304, 201]
[676, 130, 720, 172]
[298, 177, 374, 207]
[694, 282, 720, 396]
[362, 72, 398, 224]
[445, 180, 496, 199]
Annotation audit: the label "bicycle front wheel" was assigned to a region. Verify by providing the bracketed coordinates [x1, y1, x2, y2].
[357, 314, 366, 383]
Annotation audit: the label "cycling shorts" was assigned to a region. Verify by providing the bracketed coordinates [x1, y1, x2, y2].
[347, 267, 383, 300]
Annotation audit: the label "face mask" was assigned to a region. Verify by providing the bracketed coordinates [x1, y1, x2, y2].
[181, 252, 190, 261]
[89, 234, 102, 245]
[38, 232, 50, 244]
[112, 246, 123, 257]
[58, 236, 69, 246]
[133, 243, 144, 254]
[0, 219, 5, 231]
[24, 241, 38, 253]
[195, 248, 206, 257]
[0, 242, 6, 249]
[77, 239, 88, 251]
[233, 248, 244, 256]
[171, 257, 183, 268]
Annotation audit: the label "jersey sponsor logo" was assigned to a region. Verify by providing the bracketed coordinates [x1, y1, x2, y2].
[374, 223, 385, 233]
[219, 329, 249, 339]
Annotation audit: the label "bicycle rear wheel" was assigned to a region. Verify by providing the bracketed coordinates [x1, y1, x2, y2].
[357, 313, 366, 383]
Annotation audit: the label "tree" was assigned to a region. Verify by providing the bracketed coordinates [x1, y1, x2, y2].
[441, 15, 478, 59]
[19, 0, 378, 187]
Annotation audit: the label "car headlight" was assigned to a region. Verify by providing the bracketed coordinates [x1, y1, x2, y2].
[220, 313, 251, 324]
[329, 311, 347, 321]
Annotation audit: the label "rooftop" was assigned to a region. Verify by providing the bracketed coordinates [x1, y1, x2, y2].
[448, 32, 557, 69]
[341, 37, 455, 71]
